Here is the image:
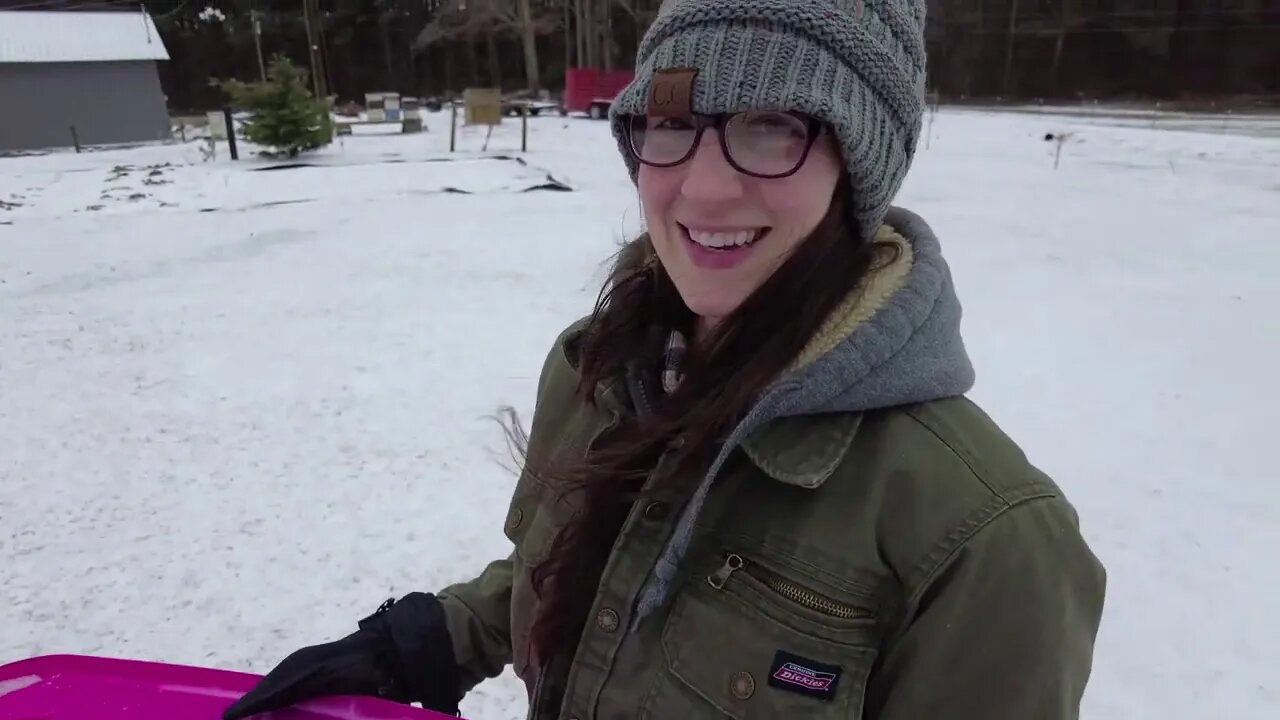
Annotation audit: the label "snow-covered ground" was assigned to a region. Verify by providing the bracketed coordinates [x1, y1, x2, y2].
[2, 108, 1278, 719]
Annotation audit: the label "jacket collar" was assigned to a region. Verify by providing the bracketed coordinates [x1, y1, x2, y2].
[562, 325, 629, 414]
[561, 313, 869, 491]
[730, 227, 909, 489]
[741, 411, 863, 489]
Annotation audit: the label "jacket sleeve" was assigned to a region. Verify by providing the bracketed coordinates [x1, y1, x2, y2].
[436, 555, 515, 694]
[429, 319, 589, 694]
[866, 496, 1107, 719]
[430, 318, 593, 695]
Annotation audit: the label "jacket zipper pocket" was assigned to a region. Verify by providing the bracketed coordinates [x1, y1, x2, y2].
[708, 553, 875, 622]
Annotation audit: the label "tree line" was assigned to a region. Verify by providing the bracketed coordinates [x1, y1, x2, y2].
[4, 0, 1275, 111]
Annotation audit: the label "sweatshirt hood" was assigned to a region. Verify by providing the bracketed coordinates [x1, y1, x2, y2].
[773, 205, 975, 417]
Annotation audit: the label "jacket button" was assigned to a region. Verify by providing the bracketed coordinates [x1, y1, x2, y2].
[643, 502, 670, 521]
[596, 608, 620, 633]
[508, 507, 523, 529]
[731, 671, 755, 700]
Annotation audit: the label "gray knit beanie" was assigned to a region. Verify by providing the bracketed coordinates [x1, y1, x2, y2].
[609, 0, 928, 241]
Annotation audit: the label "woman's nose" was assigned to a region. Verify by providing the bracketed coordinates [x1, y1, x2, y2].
[680, 128, 745, 202]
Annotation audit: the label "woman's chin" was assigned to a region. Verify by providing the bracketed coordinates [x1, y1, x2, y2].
[679, 293, 748, 328]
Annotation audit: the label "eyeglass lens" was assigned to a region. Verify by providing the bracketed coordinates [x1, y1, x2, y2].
[629, 112, 814, 177]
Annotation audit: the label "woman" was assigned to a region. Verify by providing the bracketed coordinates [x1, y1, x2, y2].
[224, 1, 1106, 718]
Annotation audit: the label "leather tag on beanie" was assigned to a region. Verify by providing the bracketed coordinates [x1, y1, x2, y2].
[647, 68, 697, 117]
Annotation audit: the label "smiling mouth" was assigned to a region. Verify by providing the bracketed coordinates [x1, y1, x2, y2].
[680, 224, 771, 251]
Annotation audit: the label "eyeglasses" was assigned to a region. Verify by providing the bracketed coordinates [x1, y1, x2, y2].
[626, 111, 824, 179]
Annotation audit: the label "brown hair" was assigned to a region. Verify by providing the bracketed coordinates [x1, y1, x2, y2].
[501, 173, 892, 666]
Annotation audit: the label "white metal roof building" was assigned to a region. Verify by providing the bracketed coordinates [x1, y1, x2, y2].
[0, 10, 172, 152]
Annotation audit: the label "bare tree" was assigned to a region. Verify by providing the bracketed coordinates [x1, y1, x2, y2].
[575, 0, 586, 68]
[412, 0, 555, 91]
[1049, 0, 1082, 94]
[564, 0, 657, 71]
[515, 0, 541, 90]
[1002, 0, 1020, 97]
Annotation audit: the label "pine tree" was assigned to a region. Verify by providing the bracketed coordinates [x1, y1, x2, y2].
[220, 56, 333, 158]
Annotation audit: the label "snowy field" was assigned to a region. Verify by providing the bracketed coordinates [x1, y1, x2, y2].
[2, 108, 1278, 719]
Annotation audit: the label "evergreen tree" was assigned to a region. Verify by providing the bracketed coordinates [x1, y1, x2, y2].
[220, 56, 332, 158]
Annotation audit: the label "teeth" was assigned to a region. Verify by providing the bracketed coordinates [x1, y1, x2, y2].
[688, 229, 759, 249]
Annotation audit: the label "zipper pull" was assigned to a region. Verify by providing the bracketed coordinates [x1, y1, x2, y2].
[707, 554, 745, 590]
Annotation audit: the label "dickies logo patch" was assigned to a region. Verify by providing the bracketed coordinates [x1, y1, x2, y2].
[768, 651, 842, 701]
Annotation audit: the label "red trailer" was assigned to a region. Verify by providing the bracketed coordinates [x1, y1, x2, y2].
[562, 68, 635, 119]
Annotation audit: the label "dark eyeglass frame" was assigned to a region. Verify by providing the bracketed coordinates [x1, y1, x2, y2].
[625, 111, 825, 180]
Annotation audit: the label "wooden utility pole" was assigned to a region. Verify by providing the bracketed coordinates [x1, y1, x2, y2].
[589, 0, 600, 68]
[301, 0, 326, 100]
[486, 26, 501, 86]
[316, 3, 333, 99]
[1049, 0, 1080, 95]
[1002, 0, 1020, 97]
[564, 0, 573, 70]
[516, 0, 540, 91]
[576, 0, 587, 69]
[602, 1, 613, 70]
[633, 0, 643, 52]
[591, 0, 601, 68]
[382, 17, 396, 87]
[468, 33, 481, 87]
[444, 41, 454, 95]
[251, 9, 267, 81]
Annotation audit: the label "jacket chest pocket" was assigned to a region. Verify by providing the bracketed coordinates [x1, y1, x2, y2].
[503, 479, 566, 681]
[642, 553, 880, 720]
[505, 411, 618, 684]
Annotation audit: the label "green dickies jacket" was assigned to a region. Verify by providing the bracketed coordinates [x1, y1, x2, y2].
[436, 209, 1107, 719]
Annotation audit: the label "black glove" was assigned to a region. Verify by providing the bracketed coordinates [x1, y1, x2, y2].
[222, 593, 462, 720]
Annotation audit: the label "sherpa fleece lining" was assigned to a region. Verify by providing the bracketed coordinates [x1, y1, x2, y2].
[790, 226, 915, 373]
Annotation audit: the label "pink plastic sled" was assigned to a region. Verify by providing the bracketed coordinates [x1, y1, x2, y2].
[0, 654, 460, 719]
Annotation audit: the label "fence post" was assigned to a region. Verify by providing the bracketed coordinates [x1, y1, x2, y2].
[223, 106, 239, 161]
[525, 106, 533, 153]
[450, 102, 458, 153]
[69, 125, 81, 153]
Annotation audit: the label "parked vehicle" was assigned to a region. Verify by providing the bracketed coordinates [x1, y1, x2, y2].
[502, 97, 560, 117]
[560, 68, 635, 119]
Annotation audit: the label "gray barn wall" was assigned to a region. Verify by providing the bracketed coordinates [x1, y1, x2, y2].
[0, 60, 170, 152]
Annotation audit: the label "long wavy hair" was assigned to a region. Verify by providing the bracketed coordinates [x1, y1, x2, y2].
[499, 172, 895, 666]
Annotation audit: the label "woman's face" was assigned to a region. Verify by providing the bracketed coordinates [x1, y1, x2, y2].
[638, 118, 843, 329]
